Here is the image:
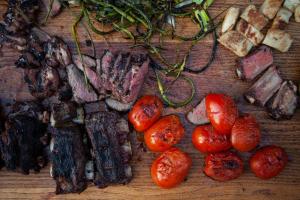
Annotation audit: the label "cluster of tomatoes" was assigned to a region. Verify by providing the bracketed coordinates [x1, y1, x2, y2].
[128, 94, 288, 189]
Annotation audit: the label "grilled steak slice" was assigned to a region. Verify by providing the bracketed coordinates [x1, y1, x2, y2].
[244, 66, 283, 106]
[73, 55, 106, 97]
[66, 64, 98, 103]
[105, 98, 133, 112]
[85, 112, 132, 188]
[116, 54, 149, 103]
[186, 98, 210, 125]
[24, 66, 60, 99]
[236, 46, 273, 81]
[0, 102, 47, 174]
[44, 37, 72, 67]
[97, 50, 115, 91]
[267, 80, 298, 120]
[50, 125, 87, 194]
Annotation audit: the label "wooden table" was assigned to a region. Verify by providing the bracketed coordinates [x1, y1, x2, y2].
[0, 0, 299, 199]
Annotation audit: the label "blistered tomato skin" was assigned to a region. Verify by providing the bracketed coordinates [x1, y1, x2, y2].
[151, 148, 192, 189]
[205, 94, 238, 135]
[192, 125, 232, 153]
[128, 95, 163, 132]
[250, 146, 288, 179]
[231, 114, 261, 152]
[204, 151, 244, 181]
[144, 115, 184, 152]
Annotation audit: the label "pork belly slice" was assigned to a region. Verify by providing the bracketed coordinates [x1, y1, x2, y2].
[263, 29, 293, 52]
[186, 98, 210, 125]
[271, 8, 293, 29]
[24, 66, 60, 99]
[66, 64, 98, 103]
[73, 54, 106, 97]
[295, 5, 300, 22]
[218, 31, 253, 57]
[241, 5, 269, 30]
[236, 45, 273, 81]
[267, 80, 298, 120]
[283, 0, 300, 12]
[260, 0, 284, 19]
[50, 125, 87, 194]
[85, 112, 132, 188]
[244, 66, 283, 106]
[236, 19, 264, 46]
[0, 102, 48, 174]
[221, 7, 240, 34]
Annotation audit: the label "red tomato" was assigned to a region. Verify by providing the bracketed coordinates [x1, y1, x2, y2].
[206, 94, 238, 135]
[144, 115, 184, 152]
[250, 146, 288, 179]
[231, 114, 261, 152]
[192, 125, 232, 153]
[151, 147, 192, 188]
[204, 151, 244, 181]
[128, 95, 163, 132]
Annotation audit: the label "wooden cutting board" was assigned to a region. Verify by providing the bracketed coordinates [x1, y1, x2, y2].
[0, 1, 299, 199]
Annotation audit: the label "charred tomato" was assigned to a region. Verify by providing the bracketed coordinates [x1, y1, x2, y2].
[250, 146, 288, 179]
[129, 95, 163, 132]
[144, 115, 184, 152]
[204, 151, 244, 181]
[206, 94, 238, 135]
[151, 147, 192, 188]
[231, 114, 261, 152]
[192, 125, 232, 153]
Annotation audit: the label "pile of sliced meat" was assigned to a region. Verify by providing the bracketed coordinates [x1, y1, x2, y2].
[238, 46, 298, 120]
[0, 0, 139, 195]
[71, 51, 149, 109]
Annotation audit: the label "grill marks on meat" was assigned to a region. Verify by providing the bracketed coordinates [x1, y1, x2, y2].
[236, 46, 273, 81]
[25, 66, 60, 99]
[85, 111, 132, 188]
[67, 64, 98, 103]
[0, 102, 48, 174]
[50, 125, 87, 194]
[71, 50, 149, 104]
[267, 81, 298, 120]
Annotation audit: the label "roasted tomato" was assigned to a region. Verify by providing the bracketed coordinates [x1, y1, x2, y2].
[231, 114, 261, 152]
[144, 115, 184, 152]
[206, 94, 238, 135]
[204, 151, 243, 181]
[151, 147, 192, 188]
[250, 146, 288, 179]
[129, 95, 163, 132]
[192, 125, 232, 153]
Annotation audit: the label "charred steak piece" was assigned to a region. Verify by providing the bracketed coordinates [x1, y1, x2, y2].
[25, 66, 60, 99]
[50, 125, 87, 194]
[85, 111, 132, 188]
[83, 101, 107, 115]
[44, 37, 72, 67]
[50, 102, 78, 128]
[236, 46, 273, 81]
[66, 64, 98, 103]
[114, 53, 150, 103]
[0, 102, 48, 174]
[244, 66, 283, 106]
[267, 80, 299, 120]
[73, 54, 106, 97]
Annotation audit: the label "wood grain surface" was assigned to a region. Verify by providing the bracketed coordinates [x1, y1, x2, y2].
[0, 0, 299, 200]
